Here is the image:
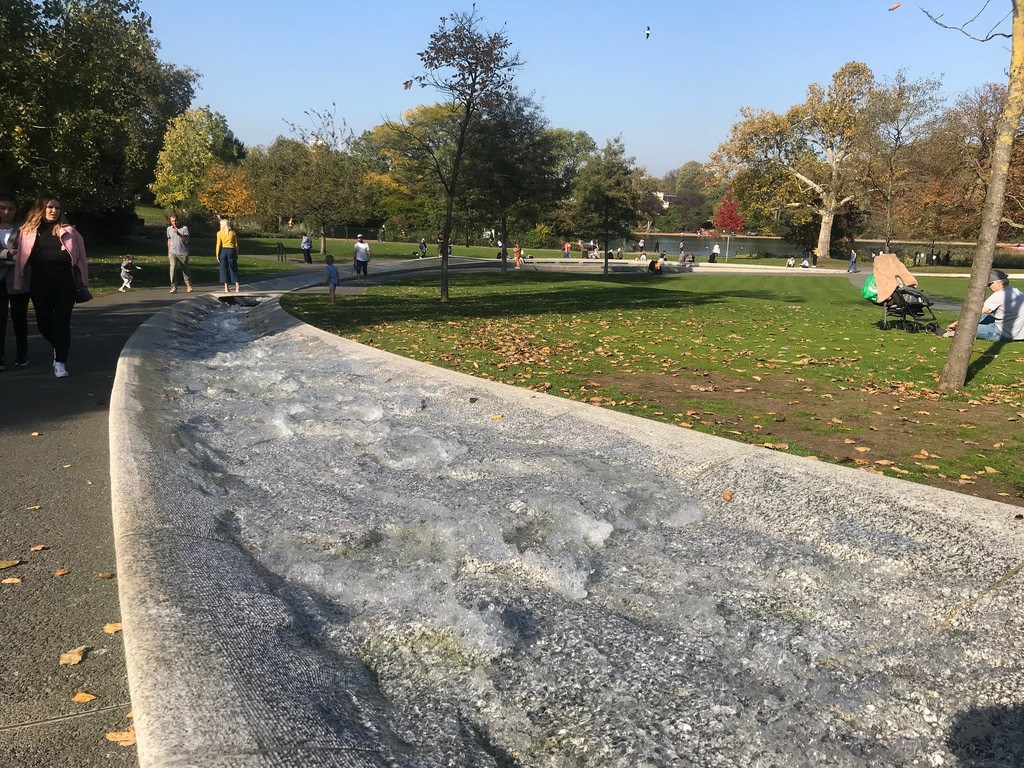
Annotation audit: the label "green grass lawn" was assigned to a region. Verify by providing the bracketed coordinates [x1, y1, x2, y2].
[282, 270, 1024, 506]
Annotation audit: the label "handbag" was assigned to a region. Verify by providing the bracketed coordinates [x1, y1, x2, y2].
[73, 264, 93, 303]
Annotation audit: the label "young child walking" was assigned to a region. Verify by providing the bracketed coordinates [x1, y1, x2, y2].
[119, 255, 138, 292]
[324, 254, 339, 305]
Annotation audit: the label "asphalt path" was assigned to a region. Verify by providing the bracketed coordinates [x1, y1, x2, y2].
[0, 279, 290, 767]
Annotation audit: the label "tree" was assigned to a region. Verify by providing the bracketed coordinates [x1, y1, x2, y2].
[714, 62, 875, 259]
[197, 163, 257, 221]
[459, 92, 560, 273]
[0, 0, 197, 237]
[246, 110, 372, 253]
[862, 69, 944, 247]
[571, 138, 642, 276]
[713, 190, 746, 261]
[928, 3, 1024, 391]
[403, 7, 522, 301]
[151, 107, 243, 215]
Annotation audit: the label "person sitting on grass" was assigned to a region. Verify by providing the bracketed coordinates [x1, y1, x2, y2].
[943, 269, 1024, 340]
[648, 258, 662, 275]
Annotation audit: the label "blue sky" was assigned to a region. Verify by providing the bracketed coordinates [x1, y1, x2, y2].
[145, 1, 1011, 177]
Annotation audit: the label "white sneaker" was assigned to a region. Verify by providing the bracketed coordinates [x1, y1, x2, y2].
[53, 361, 69, 378]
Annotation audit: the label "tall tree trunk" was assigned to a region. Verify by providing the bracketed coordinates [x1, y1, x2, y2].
[816, 208, 835, 261]
[939, 3, 1024, 391]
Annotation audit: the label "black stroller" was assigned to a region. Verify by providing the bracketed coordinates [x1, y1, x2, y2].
[871, 253, 940, 334]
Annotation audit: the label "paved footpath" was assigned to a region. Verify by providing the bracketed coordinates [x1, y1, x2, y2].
[0, 275, 327, 767]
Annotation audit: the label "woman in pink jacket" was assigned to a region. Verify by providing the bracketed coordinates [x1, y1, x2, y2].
[14, 196, 88, 378]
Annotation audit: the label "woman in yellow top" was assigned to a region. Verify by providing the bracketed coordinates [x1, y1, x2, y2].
[215, 218, 240, 293]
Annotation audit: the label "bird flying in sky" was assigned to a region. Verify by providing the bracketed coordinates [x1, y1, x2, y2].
[645, 26, 651, 39]
[888, 3, 901, 10]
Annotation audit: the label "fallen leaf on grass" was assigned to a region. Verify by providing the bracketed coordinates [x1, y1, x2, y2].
[71, 691, 97, 703]
[874, 460, 895, 466]
[983, 467, 999, 474]
[59, 646, 87, 666]
[762, 443, 789, 451]
[103, 623, 123, 634]
[855, 446, 871, 453]
[105, 726, 135, 747]
[843, 438, 857, 444]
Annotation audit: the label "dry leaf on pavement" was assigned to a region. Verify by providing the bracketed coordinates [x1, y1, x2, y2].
[53, 568, 69, 577]
[29, 545, 46, 552]
[105, 725, 136, 747]
[71, 691, 97, 703]
[0, 560, 22, 570]
[59, 646, 88, 666]
[2, 578, 22, 585]
[103, 623, 123, 634]
[97, 572, 115, 579]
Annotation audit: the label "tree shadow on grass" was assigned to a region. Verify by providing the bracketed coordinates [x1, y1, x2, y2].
[298, 271, 818, 335]
[965, 340, 1010, 386]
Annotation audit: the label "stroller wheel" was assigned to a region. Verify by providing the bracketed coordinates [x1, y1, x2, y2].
[906, 323, 919, 333]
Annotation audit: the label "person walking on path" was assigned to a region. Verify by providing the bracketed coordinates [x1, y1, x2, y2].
[0, 192, 30, 369]
[513, 243, 523, 269]
[216, 218, 241, 293]
[847, 249, 858, 273]
[167, 214, 193, 293]
[353, 234, 370, 281]
[324, 254, 339, 305]
[14, 195, 88, 378]
[300, 233, 312, 264]
[710, 243, 720, 263]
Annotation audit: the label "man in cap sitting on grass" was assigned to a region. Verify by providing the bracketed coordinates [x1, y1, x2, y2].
[944, 269, 1024, 340]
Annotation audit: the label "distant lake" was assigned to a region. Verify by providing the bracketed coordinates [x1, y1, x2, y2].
[623, 234, 801, 259]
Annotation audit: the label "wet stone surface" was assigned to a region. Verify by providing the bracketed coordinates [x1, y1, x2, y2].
[147, 299, 1024, 767]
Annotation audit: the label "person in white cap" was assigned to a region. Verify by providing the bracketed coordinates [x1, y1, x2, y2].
[353, 234, 371, 281]
[944, 269, 1024, 340]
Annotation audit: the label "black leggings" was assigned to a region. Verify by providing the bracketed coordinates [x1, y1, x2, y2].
[30, 269, 76, 364]
[0, 284, 30, 360]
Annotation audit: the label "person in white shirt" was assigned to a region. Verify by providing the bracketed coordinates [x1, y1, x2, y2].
[353, 234, 371, 281]
[945, 269, 1024, 340]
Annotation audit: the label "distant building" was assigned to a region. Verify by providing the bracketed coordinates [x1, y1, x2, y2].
[654, 192, 679, 210]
